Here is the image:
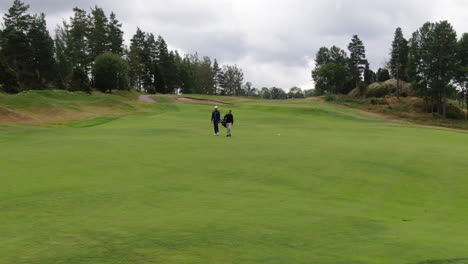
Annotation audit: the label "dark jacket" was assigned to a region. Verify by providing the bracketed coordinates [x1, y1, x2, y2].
[212, 110, 221, 122]
[224, 113, 234, 124]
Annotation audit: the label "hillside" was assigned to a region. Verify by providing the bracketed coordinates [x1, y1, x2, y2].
[0, 90, 156, 125]
[329, 95, 468, 130]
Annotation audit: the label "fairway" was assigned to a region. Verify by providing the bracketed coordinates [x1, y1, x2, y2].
[1, 97, 468, 264]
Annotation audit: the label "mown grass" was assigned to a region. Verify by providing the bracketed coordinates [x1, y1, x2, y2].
[1, 94, 468, 264]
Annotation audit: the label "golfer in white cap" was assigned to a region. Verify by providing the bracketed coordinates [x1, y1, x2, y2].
[211, 105, 221, 136]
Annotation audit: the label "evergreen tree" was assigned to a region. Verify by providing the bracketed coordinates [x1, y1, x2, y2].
[0, 54, 19, 93]
[364, 61, 375, 85]
[220, 65, 244, 95]
[107, 12, 124, 55]
[407, 22, 434, 108]
[164, 51, 180, 94]
[288, 87, 305, 98]
[128, 28, 146, 91]
[69, 66, 90, 93]
[212, 59, 221, 94]
[408, 21, 458, 118]
[348, 35, 367, 87]
[389, 27, 409, 98]
[28, 13, 55, 89]
[68, 8, 91, 73]
[154, 35, 168, 93]
[431, 21, 458, 118]
[376, 68, 391, 82]
[314, 47, 331, 65]
[197, 56, 215, 95]
[89, 6, 109, 60]
[455, 33, 468, 119]
[54, 23, 73, 89]
[1, 0, 33, 90]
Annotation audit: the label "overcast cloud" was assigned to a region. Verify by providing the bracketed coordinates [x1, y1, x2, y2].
[1, 0, 467, 90]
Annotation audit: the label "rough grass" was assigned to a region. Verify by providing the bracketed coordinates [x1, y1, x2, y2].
[331, 96, 468, 130]
[0, 90, 149, 125]
[1, 95, 468, 264]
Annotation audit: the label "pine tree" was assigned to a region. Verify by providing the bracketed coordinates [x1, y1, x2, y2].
[164, 51, 180, 94]
[431, 21, 458, 118]
[1, 0, 33, 90]
[212, 59, 221, 94]
[364, 61, 375, 85]
[376, 68, 390, 82]
[69, 66, 90, 93]
[28, 13, 55, 89]
[389, 27, 409, 99]
[150, 35, 165, 93]
[68, 8, 91, 73]
[348, 35, 367, 87]
[0, 54, 19, 93]
[89, 6, 109, 60]
[455, 33, 468, 119]
[107, 12, 124, 56]
[408, 21, 458, 118]
[128, 28, 146, 91]
[54, 23, 73, 89]
[220, 65, 244, 95]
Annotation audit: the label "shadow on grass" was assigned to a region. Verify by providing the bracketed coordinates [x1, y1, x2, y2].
[415, 258, 468, 264]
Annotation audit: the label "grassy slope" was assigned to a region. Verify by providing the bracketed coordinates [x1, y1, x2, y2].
[1, 94, 468, 264]
[0, 90, 152, 125]
[331, 96, 468, 130]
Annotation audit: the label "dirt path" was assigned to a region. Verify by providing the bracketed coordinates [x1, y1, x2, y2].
[177, 97, 229, 105]
[139, 95, 156, 103]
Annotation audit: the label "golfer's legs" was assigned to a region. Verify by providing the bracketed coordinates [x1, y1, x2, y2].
[214, 122, 219, 134]
[226, 123, 232, 135]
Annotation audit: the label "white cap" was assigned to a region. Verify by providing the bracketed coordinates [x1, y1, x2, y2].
[214, 106, 218, 108]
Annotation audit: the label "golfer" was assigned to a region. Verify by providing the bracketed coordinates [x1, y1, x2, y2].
[211, 106, 221, 136]
[224, 110, 234, 137]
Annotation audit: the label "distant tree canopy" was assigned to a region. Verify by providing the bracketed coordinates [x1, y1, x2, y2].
[312, 45, 354, 95]
[407, 21, 459, 118]
[0, 0, 251, 95]
[311, 20, 467, 119]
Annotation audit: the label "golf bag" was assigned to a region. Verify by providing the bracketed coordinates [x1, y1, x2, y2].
[220, 118, 227, 128]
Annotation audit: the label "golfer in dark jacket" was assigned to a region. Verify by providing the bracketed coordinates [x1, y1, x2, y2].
[211, 106, 221, 136]
[224, 110, 234, 137]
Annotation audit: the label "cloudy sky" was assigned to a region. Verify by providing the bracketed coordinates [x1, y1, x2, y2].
[1, 0, 468, 90]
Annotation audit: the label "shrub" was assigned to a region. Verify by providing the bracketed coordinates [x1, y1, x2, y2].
[324, 94, 335, 101]
[93, 52, 130, 93]
[147, 86, 156, 94]
[446, 103, 465, 119]
[367, 85, 390, 98]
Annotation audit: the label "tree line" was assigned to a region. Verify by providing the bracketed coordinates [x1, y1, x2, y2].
[312, 22, 468, 119]
[0, 0, 258, 96]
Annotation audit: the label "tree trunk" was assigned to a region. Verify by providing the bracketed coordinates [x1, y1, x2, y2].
[465, 88, 468, 120]
[442, 85, 447, 119]
[396, 70, 400, 100]
[396, 78, 400, 100]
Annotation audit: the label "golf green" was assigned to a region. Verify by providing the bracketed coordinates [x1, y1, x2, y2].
[1, 97, 468, 264]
